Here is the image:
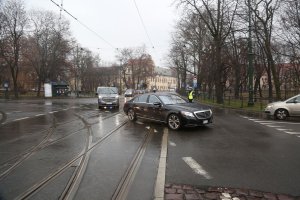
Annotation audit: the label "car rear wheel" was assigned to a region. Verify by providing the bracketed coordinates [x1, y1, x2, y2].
[275, 109, 288, 120]
[167, 114, 181, 130]
[128, 109, 137, 121]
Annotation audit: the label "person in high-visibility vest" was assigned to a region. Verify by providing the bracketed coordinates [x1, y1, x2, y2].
[188, 89, 194, 103]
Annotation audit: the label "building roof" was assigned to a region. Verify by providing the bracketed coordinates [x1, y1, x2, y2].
[155, 67, 176, 77]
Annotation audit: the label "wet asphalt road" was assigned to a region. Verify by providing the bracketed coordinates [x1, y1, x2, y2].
[0, 97, 300, 199]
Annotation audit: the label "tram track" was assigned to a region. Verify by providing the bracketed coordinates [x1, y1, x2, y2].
[12, 114, 128, 200]
[1, 105, 155, 200]
[112, 127, 154, 200]
[0, 110, 123, 181]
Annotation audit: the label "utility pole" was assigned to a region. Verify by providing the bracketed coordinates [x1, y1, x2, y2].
[247, 0, 254, 106]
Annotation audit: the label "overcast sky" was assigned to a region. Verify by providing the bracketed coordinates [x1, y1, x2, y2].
[25, 0, 179, 67]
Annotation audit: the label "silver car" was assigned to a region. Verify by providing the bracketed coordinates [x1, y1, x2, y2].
[96, 87, 119, 109]
[265, 94, 300, 120]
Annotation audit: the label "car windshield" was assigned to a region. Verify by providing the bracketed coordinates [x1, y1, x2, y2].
[159, 94, 187, 105]
[98, 87, 118, 94]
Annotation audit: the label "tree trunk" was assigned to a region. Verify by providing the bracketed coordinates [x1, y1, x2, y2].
[215, 40, 224, 104]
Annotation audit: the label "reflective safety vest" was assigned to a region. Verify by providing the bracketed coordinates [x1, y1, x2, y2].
[188, 91, 194, 100]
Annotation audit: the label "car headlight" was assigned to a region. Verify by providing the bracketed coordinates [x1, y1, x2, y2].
[266, 104, 274, 109]
[181, 111, 195, 118]
[98, 95, 102, 99]
[116, 95, 119, 99]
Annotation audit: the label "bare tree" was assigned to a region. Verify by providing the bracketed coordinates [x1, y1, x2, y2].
[0, 0, 28, 98]
[116, 48, 136, 89]
[176, 0, 239, 103]
[23, 10, 71, 96]
[251, 0, 281, 100]
[280, 0, 300, 91]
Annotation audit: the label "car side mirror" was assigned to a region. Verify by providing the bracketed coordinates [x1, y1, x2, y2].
[153, 102, 162, 107]
[95, 93, 98, 96]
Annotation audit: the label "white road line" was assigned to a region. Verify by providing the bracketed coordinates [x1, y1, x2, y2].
[266, 125, 282, 128]
[254, 121, 273, 123]
[182, 157, 212, 179]
[259, 123, 274, 125]
[276, 128, 292, 131]
[154, 128, 168, 200]
[35, 114, 45, 117]
[285, 131, 300, 135]
[248, 118, 259, 121]
[13, 117, 29, 121]
[169, 141, 176, 147]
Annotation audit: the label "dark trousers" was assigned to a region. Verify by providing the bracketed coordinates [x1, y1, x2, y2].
[188, 99, 193, 103]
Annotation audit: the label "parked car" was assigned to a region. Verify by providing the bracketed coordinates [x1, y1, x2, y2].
[124, 89, 135, 97]
[123, 92, 213, 130]
[96, 87, 119, 109]
[264, 94, 300, 120]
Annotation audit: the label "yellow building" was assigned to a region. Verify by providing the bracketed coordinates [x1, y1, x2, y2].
[147, 67, 177, 92]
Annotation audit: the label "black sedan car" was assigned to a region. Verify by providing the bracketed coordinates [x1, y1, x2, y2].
[123, 92, 213, 130]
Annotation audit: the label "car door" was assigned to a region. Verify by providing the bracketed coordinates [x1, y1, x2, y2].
[147, 95, 164, 122]
[134, 94, 149, 118]
[286, 95, 300, 116]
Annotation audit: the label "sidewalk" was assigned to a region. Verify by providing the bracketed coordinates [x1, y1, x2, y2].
[165, 184, 300, 200]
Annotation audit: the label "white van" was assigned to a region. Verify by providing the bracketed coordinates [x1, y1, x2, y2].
[96, 87, 119, 109]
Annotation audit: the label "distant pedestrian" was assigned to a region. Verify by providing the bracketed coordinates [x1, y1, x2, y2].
[188, 89, 194, 103]
[153, 87, 157, 93]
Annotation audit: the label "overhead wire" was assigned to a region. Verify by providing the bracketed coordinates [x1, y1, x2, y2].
[49, 0, 116, 49]
[133, 0, 164, 65]
[132, 0, 155, 49]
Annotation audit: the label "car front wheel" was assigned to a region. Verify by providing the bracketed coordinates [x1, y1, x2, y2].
[127, 109, 137, 121]
[275, 109, 288, 120]
[167, 114, 181, 130]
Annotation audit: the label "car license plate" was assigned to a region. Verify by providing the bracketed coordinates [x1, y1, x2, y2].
[106, 103, 112, 105]
[203, 120, 208, 124]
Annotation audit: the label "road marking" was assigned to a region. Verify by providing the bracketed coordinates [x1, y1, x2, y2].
[254, 121, 273, 123]
[285, 131, 300, 135]
[135, 121, 144, 125]
[35, 114, 45, 117]
[182, 157, 212, 179]
[266, 125, 282, 128]
[276, 128, 292, 131]
[154, 128, 168, 200]
[13, 117, 29, 121]
[259, 123, 274, 125]
[243, 116, 300, 138]
[169, 141, 176, 147]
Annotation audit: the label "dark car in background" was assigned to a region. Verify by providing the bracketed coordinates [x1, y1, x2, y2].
[124, 89, 135, 97]
[123, 92, 213, 130]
